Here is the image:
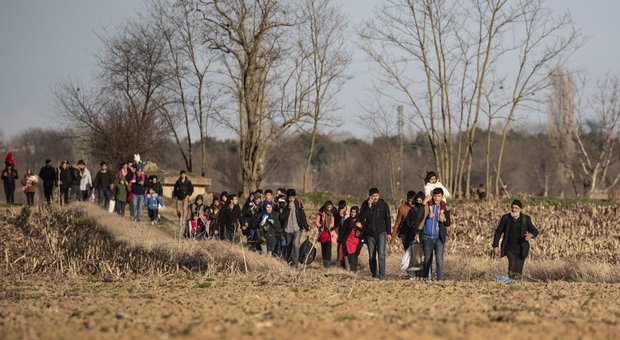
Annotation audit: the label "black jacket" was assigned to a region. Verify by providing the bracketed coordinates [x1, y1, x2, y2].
[93, 170, 115, 190]
[403, 203, 425, 238]
[59, 168, 73, 189]
[359, 198, 391, 237]
[146, 181, 163, 197]
[493, 213, 539, 258]
[280, 200, 310, 232]
[39, 165, 57, 187]
[221, 204, 242, 229]
[338, 216, 361, 244]
[1, 167, 18, 184]
[173, 178, 194, 200]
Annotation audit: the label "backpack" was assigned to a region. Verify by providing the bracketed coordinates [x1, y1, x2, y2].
[299, 238, 317, 265]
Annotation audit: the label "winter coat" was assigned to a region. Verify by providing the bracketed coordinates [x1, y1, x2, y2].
[315, 208, 336, 244]
[145, 194, 164, 210]
[339, 216, 363, 255]
[80, 168, 92, 191]
[493, 213, 539, 258]
[114, 179, 129, 202]
[173, 178, 194, 200]
[93, 170, 115, 190]
[424, 181, 451, 201]
[59, 168, 73, 189]
[38, 165, 57, 187]
[391, 202, 413, 239]
[146, 181, 163, 197]
[358, 198, 392, 237]
[1, 167, 18, 184]
[221, 204, 242, 229]
[404, 203, 426, 238]
[280, 199, 310, 232]
[21, 175, 39, 193]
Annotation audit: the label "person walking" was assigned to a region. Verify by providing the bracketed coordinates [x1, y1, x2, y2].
[358, 187, 391, 280]
[280, 189, 310, 267]
[130, 168, 147, 221]
[390, 191, 416, 249]
[77, 160, 92, 201]
[39, 159, 57, 204]
[92, 161, 115, 210]
[493, 200, 539, 280]
[58, 160, 72, 205]
[114, 176, 129, 216]
[1, 153, 18, 204]
[339, 206, 364, 272]
[220, 194, 242, 242]
[315, 200, 336, 267]
[172, 170, 194, 224]
[21, 168, 39, 206]
[418, 188, 451, 281]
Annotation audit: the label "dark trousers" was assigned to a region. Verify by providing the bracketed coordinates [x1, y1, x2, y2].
[320, 242, 332, 267]
[507, 251, 525, 278]
[43, 184, 54, 204]
[25, 192, 35, 205]
[148, 208, 159, 221]
[115, 201, 126, 216]
[4, 182, 15, 204]
[344, 243, 362, 272]
[60, 186, 70, 205]
[81, 190, 90, 201]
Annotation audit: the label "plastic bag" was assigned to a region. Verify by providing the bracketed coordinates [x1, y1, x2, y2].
[108, 200, 116, 213]
[409, 241, 424, 271]
[400, 246, 412, 271]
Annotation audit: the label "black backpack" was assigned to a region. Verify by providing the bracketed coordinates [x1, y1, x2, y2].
[299, 238, 317, 265]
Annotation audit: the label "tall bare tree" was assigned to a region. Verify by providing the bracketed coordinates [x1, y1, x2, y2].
[359, 0, 579, 198]
[298, 0, 351, 193]
[196, 0, 312, 195]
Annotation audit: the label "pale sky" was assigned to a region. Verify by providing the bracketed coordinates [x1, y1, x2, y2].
[1, 0, 619, 142]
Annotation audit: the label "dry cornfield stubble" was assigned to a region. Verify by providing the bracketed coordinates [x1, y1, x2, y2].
[1, 200, 619, 339]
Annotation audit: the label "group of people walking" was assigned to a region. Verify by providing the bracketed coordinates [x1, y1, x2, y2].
[2, 150, 540, 281]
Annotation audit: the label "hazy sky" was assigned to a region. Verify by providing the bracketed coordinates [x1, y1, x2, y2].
[1, 0, 619, 142]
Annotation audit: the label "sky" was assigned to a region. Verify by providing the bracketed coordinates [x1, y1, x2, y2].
[1, 0, 619, 142]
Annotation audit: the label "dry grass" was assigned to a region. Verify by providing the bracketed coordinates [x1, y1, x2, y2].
[0, 203, 291, 280]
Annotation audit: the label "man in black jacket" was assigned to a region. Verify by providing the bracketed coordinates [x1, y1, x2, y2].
[92, 161, 115, 210]
[358, 188, 391, 279]
[220, 194, 242, 242]
[39, 159, 57, 204]
[280, 189, 310, 267]
[173, 170, 194, 223]
[493, 200, 539, 280]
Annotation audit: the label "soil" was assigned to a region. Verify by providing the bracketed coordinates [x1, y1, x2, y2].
[2, 260, 619, 339]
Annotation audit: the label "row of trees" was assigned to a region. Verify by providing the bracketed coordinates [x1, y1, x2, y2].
[50, 0, 619, 198]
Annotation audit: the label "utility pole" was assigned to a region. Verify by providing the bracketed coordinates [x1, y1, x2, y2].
[397, 105, 404, 198]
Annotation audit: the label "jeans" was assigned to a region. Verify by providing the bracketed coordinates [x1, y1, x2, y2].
[248, 228, 259, 251]
[422, 237, 445, 280]
[285, 229, 303, 266]
[276, 235, 287, 259]
[4, 182, 15, 204]
[98, 187, 111, 209]
[366, 232, 387, 278]
[132, 194, 144, 221]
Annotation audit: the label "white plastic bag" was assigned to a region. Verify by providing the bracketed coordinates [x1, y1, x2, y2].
[108, 200, 116, 213]
[400, 246, 412, 271]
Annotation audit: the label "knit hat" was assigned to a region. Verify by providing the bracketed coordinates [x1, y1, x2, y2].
[511, 199, 523, 209]
[368, 187, 379, 196]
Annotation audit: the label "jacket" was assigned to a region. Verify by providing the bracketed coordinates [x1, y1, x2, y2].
[93, 170, 115, 190]
[114, 179, 129, 202]
[59, 168, 73, 189]
[2, 167, 18, 184]
[404, 203, 426, 238]
[145, 194, 164, 210]
[358, 198, 391, 237]
[39, 165, 57, 187]
[21, 175, 39, 193]
[493, 213, 539, 258]
[420, 205, 451, 244]
[391, 202, 413, 239]
[146, 181, 163, 197]
[280, 199, 310, 232]
[221, 204, 242, 229]
[173, 178, 194, 200]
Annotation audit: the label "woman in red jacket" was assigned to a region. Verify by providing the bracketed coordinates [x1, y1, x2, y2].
[315, 200, 336, 267]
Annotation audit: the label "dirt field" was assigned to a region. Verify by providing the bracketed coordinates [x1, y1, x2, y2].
[1, 203, 619, 339]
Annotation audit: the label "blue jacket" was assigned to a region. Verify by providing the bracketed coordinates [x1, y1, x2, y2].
[145, 194, 163, 210]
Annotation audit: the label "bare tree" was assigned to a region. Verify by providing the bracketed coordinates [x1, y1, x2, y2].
[298, 0, 351, 193]
[552, 73, 620, 197]
[359, 0, 580, 198]
[196, 0, 312, 196]
[54, 19, 172, 167]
